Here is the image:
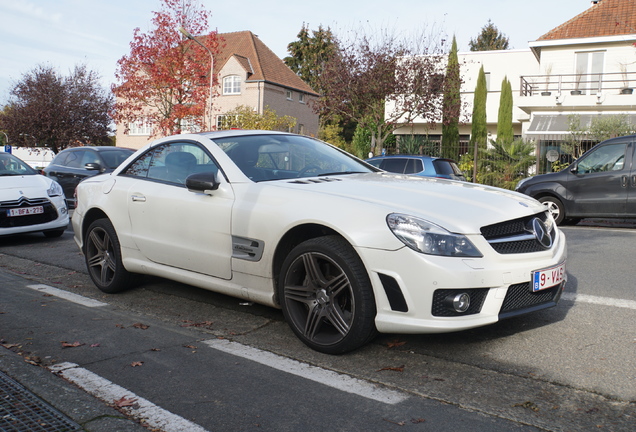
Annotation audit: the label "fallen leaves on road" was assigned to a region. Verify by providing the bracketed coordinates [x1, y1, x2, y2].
[513, 401, 540, 412]
[61, 341, 84, 348]
[180, 320, 214, 328]
[386, 339, 407, 349]
[377, 365, 405, 372]
[114, 395, 138, 408]
[130, 361, 144, 367]
[183, 344, 197, 350]
[132, 323, 149, 330]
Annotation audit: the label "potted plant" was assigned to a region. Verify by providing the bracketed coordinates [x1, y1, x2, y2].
[571, 72, 583, 95]
[541, 64, 553, 96]
[619, 62, 633, 94]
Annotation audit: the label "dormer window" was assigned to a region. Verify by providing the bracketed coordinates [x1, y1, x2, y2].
[223, 75, 241, 95]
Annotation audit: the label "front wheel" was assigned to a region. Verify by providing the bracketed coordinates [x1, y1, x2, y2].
[538, 196, 565, 225]
[84, 218, 138, 293]
[278, 236, 377, 354]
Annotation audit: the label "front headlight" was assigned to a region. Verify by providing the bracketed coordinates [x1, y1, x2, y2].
[47, 180, 64, 197]
[387, 213, 482, 257]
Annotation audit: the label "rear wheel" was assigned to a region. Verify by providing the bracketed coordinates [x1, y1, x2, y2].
[84, 218, 138, 293]
[538, 196, 565, 225]
[278, 236, 377, 354]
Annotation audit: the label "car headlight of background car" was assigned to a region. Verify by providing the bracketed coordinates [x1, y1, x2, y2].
[387, 213, 482, 257]
[47, 181, 64, 198]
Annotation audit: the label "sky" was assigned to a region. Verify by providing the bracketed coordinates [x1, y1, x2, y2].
[0, 0, 592, 104]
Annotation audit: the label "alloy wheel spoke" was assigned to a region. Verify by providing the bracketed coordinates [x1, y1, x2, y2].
[284, 284, 315, 304]
[326, 304, 351, 336]
[302, 253, 328, 288]
[304, 304, 325, 340]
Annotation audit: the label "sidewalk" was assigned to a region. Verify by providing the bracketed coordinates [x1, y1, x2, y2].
[0, 272, 148, 432]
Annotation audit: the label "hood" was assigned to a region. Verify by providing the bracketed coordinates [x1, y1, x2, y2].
[0, 174, 54, 199]
[276, 173, 544, 234]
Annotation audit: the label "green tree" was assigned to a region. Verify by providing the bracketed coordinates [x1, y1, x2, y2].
[441, 36, 460, 159]
[0, 64, 113, 153]
[218, 105, 296, 131]
[284, 24, 337, 95]
[351, 122, 372, 159]
[497, 76, 513, 143]
[478, 139, 535, 189]
[470, 66, 488, 149]
[469, 20, 510, 51]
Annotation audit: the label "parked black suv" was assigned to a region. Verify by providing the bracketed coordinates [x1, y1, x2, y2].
[43, 146, 134, 208]
[516, 135, 635, 224]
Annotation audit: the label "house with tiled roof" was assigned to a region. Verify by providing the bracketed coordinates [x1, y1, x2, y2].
[392, 0, 636, 173]
[117, 31, 319, 149]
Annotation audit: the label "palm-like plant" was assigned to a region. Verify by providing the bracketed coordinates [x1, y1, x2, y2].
[477, 139, 535, 189]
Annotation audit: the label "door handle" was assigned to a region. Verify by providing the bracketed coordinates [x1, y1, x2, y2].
[131, 194, 146, 202]
[621, 176, 628, 187]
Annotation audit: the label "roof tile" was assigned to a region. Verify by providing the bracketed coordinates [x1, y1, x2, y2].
[538, 0, 636, 40]
[208, 31, 318, 95]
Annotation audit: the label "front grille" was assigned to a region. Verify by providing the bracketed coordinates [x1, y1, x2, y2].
[432, 288, 489, 316]
[500, 282, 561, 316]
[481, 212, 555, 254]
[0, 196, 59, 228]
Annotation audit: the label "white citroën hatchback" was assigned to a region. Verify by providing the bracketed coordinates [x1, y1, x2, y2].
[72, 130, 567, 354]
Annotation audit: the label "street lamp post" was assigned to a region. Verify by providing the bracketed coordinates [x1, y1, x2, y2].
[178, 27, 214, 131]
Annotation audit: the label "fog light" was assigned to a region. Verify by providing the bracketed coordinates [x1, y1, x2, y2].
[444, 293, 470, 313]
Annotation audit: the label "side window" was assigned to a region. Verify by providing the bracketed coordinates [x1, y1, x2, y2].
[64, 150, 86, 168]
[576, 143, 627, 174]
[381, 158, 408, 174]
[122, 142, 218, 185]
[404, 159, 423, 174]
[81, 150, 101, 166]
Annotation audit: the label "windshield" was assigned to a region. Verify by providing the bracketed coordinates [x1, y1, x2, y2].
[213, 134, 374, 182]
[0, 154, 38, 176]
[100, 149, 134, 169]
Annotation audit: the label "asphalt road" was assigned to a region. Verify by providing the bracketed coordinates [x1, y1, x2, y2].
[1, 221, 635, 431]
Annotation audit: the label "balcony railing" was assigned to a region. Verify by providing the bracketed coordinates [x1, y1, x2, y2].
[520, 71, 636, 96]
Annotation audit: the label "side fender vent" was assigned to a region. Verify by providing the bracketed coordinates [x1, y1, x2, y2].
[378, 274, 408, 312]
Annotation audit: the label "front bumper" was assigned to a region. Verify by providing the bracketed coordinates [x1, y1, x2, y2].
[359, 229, 567, 334]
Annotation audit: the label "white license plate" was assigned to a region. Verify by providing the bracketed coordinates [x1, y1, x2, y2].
[531, 262, 566, 292]
[7, 206, 44, 217]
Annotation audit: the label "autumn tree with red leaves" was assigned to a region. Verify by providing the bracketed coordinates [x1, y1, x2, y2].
[316, 29, 447, 155]
[112, 0, 220, 137]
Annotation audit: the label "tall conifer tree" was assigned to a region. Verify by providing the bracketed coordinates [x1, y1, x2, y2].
[441, 36, 460, 159]
[470, 66, 488, 148]
[497, 76, 513, 143]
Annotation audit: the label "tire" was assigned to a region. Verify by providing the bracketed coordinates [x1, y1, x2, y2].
[538, 196, 565, 225]
[84, 218, 138, 293]
[43, 228, 65, 238]
[278, 236, 377, 354]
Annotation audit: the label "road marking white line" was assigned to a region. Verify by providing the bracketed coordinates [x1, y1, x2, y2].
[204, 339, 408, 405]
[562, 292, 636, 310]
[49, 362, 208, 432]
[27, 284, 108, 308]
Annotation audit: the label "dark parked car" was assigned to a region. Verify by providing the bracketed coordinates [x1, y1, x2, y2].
[366, 155, 466, 181]
[516, 134, 636, 225]
[43, 146, 134, 207]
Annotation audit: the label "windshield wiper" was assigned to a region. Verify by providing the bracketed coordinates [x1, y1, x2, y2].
[317, 171, 367, 177]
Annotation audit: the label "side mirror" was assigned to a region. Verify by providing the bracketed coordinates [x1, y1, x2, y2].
[85, 162, 103, 171]
[186, 171, 220, 193]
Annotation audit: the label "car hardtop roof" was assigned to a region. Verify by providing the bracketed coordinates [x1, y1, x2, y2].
[367, 154, 439, 161]
[60, 146, 135, 152]
[198, 130, 296, 140]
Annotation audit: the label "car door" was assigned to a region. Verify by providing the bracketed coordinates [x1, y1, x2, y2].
[568, 140, 630, 216]
[121, 141, 234, 280]
[625, 143, 636, 216]
[50, 149, 88, 199]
